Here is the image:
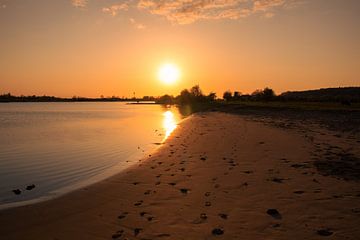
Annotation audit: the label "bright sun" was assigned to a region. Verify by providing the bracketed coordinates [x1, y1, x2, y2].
[158, 63, 180, 84]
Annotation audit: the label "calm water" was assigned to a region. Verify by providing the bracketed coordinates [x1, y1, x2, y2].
[0, 102, 183, 209]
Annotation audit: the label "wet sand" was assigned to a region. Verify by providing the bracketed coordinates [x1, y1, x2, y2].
[0, 112, 359, 239]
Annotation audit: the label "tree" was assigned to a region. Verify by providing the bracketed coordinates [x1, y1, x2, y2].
[223, 91, 232, 101]
[177, 89, 192, 104]
[251, 87, 275, 101]
[207, 92, 216, 101]
[190, 85, 203, 97]
[262, 87, 275, 101]
[233, 91, 241, 100]
[157, 94, 174, 104]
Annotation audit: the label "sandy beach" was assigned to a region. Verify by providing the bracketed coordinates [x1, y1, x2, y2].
[0, 112, 359, 240]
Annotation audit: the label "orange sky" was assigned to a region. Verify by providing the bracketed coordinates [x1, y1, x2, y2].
[0, 0, 359, 98]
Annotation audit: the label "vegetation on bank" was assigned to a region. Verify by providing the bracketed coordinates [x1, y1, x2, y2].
[2, 86, 359, 111]
[0, 93, 156, 102]
[155, 86, 360, 112]
[157, 86, 359, 103]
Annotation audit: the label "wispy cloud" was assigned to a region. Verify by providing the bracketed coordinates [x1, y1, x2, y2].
[72, 0, 302, 25]
[137, 0, 302, 24]
[102, 3, 129, 16]
[71, 0, 88, 8]
[130, 18, 146, 29]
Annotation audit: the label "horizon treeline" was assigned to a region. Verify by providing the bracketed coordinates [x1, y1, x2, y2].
[156, 86, 360, 105]
[0, 93, 156, 103]
[1, 86, 359, 103]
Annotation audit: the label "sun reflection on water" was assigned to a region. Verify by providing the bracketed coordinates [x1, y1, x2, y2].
[162, 110, 177, 142]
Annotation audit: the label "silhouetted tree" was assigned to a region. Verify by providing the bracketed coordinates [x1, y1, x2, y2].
[157, 94, 174, 104]
[262, 87, 275, 101]
[251, 87, 275, 101]
[223, 91, 232, 101]
[175, 85, 217, 105]
[177, 89, 192, 104]
[207, 92, 217, 101]
[233, 91, 241, 100]
[190, 85, 203, 97]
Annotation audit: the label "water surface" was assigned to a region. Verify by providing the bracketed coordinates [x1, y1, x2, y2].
[0, 102, 183, 209]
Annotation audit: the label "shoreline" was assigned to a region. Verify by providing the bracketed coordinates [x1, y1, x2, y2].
[0, 112, 359, 239]
[0, 115, 191, 211]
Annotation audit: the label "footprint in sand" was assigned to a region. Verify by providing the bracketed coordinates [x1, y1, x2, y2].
[269, 177, 286, 183]
[272, 223, 281, 228]
[218, 213, 228, 219]
[205, 192, 211, 197]
[168, 182, 176, 186]
[112, 230, 124, 239]
[193, 213, 208, 224]
[266, 209, 282, 219]
[139, 211, 147, 217]
[12, 189, 21, 195]
[117, 212, 128, 219]
[180, 188, 190, 194]
[134, 200, 143, 206]
[313, 178, 320, 183]
[317, 229, 333, 236]
[200, 213, 208, 220]
[212, 228, 224, 236]
[205, 201, 212, 207]
[144, 190, 151, 195]
[26, 184, 35, 190]
[157, 233, 171, 237]
[294, 190, 305, 194]
[134, 228, 142, 236]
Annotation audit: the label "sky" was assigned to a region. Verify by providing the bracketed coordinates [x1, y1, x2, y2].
[0, 0, 359, 98]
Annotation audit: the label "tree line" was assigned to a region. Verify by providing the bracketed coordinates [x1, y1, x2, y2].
[156, 86, 360, 105]
[2, 86, 359, 104]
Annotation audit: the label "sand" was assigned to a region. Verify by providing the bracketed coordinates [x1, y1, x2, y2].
[0, 112, 359, 239]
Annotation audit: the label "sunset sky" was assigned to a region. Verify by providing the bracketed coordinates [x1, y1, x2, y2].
[0, 0, 359, 98]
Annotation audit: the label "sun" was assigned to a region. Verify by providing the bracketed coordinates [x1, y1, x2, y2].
[158, 63, 180, 84]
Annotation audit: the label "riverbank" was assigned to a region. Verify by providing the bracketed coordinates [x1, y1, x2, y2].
[0, 112, 359, 239]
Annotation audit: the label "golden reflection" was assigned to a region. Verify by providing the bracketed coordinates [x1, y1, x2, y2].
[162, 111, 177, 142]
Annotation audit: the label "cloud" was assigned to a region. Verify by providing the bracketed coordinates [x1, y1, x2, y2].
[130, 18, 146, 29]
[102, 3, 129, 16]
[263, 12, 275, 18]
[71, 0, 88, 8]
[137, 0, 302, 24]
[253, 0, 285, 12]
